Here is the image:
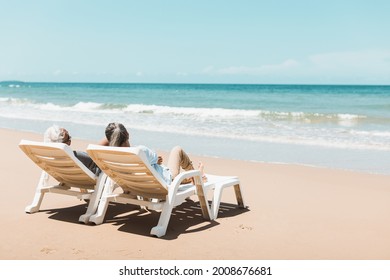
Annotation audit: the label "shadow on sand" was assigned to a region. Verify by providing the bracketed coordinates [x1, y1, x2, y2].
[44, 200, 250, 240]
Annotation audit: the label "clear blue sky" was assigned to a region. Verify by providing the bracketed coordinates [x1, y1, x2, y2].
[1, 0, 389, 84]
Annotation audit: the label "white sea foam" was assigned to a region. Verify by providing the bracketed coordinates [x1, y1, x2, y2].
[350, 129, 390, 137]
[0, 97, 370, 122]
[1, 97, 389, 151]
[38, 102, 63, 110]
[123, 104, 261, 118]
[72, 102, 102, 111]
[0, 97, 30, 104]
[338, 113, 363, 120]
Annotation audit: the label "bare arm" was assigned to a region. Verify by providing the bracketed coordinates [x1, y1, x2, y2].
[98, 138, 109, 146]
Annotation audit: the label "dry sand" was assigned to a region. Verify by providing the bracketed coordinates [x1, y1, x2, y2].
[1, 128, 390, 260]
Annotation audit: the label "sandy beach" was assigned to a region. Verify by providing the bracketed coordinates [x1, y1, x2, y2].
[1, 127, 390, 260]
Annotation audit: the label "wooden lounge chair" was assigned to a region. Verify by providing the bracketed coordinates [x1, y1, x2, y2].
[86, 144, 213, 237]
[19, 140, 105, 223]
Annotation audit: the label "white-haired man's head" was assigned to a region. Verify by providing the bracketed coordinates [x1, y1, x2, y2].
[44, 125, 71, 145]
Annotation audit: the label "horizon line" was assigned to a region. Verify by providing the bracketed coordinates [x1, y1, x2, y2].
[1, 80, 389, 87]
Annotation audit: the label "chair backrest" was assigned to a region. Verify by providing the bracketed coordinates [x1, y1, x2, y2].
[87, 144, 169, 200]
[19, 140, 96, 189]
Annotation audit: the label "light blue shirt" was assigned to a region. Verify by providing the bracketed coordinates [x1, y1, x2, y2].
[137, 145, 172, 185]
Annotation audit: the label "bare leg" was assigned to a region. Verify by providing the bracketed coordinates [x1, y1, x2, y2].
[167, 146, 194, 181]
[198, 161, 208, 182]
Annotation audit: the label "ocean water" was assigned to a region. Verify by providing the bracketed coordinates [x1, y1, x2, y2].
[1, 82, 390, 174]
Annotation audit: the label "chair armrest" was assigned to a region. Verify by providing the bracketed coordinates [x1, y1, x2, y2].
[168, 169, 212, 220]
[171, 170, 201, 187]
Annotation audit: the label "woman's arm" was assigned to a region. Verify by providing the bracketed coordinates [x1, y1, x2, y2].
[98, 138, 109, 146]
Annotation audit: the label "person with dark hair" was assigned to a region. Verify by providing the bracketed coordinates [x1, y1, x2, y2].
[101, 122, 206, 184]
[104, 122, 129, 147]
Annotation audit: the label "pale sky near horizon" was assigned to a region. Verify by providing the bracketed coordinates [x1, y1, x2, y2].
[1, 0, 389, 84]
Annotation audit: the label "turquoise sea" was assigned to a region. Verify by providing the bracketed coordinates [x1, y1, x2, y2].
[1, 82, 390, 174]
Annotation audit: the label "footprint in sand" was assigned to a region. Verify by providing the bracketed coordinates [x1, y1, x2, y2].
[40, 247, 57, 254]
[72, 248, 83, 255]
[238, 224, 253, 231]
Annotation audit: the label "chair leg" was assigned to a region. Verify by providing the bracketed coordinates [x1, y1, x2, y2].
[212, 182, 247, 219]
[89, 177, 113, 225]
[212, 185, 223, 219]
[150, 202, 173, 237]
[195, 179, 212, 220]
[79, 174, 107, 224]
[25, 171, 48, 213]
[234, 183, 246, 208]
[25, 191, 45, 213]
[88, 197, 110, 225]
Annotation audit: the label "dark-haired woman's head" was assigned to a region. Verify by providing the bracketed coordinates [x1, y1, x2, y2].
[105, 122, 129, 147]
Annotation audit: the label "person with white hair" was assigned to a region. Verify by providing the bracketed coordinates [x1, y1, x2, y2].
[44, 125, 100, 175]
[44, 125, 72, 144]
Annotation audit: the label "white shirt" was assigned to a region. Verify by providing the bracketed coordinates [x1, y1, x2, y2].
[137, 145, 172, 185]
